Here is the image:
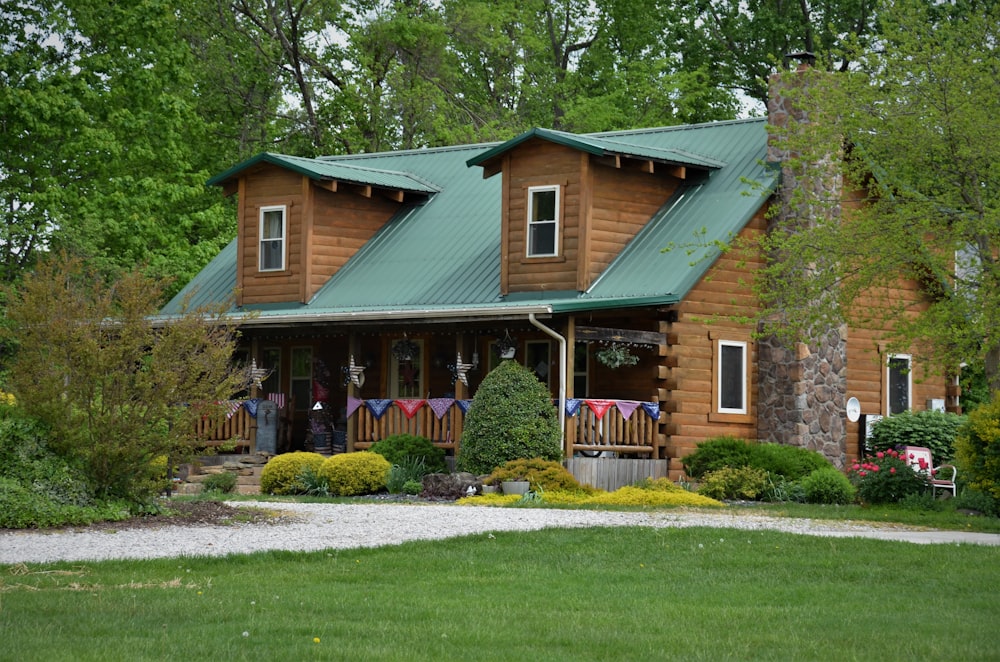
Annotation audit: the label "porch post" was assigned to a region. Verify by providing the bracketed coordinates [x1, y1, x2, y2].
[453, 334, 467, 456]
[249, 335, 260, 454]
[564, 317, 576, 458]
[346, 332, 358, 453]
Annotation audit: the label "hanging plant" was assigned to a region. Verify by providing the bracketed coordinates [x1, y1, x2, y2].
[391, 337, 419, 362]
[492, 331, 517, 359]
[595, 342, 640, 369]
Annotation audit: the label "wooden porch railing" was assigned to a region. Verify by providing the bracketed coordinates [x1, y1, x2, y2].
[347, 398, 661, 457]
[195, 402, 254, 450]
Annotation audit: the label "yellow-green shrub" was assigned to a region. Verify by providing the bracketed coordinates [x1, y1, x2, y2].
[260, 452, 325, 495]
[587, 486, 723, 507]
[486, 458, 596, 493]
[319, 451, 391, 496]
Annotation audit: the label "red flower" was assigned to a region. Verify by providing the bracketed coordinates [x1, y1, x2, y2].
[890, 467, 896, 474]
[877, 451, 885, 459]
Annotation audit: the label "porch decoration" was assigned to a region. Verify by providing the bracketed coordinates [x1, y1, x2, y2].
[492, 330, 517, 359]
[364, 398, 394, 420]
[342, 355, 366, 387]
[395, 399, 426, 419]
[585, 399, 616, 420]
[448, 352, 474, 386]
[595, 342, 640, 369]
[391, 336, 419, 362]
[427, 397, 455, 419]
[247, 358, 271, 389]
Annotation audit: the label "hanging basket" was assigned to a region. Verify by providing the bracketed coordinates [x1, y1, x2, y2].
[595, 342, 640, 369]
[392, 338, 419, 362]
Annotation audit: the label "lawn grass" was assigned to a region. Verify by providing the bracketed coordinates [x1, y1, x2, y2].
[3, 526, 998, 661]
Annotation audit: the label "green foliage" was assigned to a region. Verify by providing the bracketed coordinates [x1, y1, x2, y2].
[951, 489, 998, 517]
[402, 479, 423, 496]
[319, 452, 391, 497]
[386, 457, 428, 495]
[457, 361, 562, 475]
[683, 437, 831, 480]
[2, 254, 247, 502]
[201, 471, 237, 495]
[0, 476, 133, 529]
[370, 434, 446, 474]
[682, 436, 752, 478]
[0, 412, 92, 508]
[848, 449, 929, 505]
[868, 410, 965, 462]
[698, 466, 769, 501]
[485, 458, 591, 493]
[800, 468, 856, 505]
[295, 464, 331, 497]
[954, 395, 1000, 500]
[260, 452, 326, 496]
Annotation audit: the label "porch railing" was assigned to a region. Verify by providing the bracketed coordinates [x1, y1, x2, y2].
[195, 401, 254, 450]
[346, 397, 661, 457]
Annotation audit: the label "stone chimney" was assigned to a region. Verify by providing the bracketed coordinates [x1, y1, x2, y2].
[758, 55, 848, 468]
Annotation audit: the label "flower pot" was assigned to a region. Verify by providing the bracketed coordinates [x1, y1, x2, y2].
[500, 348, 516, 359]
[501, 480, 530, 496]
[480, 485, 498, 495]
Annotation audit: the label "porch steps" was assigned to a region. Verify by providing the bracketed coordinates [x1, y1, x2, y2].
[172, 454, 270, 496]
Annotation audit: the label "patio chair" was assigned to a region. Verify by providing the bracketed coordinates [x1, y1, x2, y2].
[902, 446, 958, 497]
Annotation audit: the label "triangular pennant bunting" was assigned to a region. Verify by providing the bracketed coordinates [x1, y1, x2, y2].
[365, 399, 394, 420]
[456, 399, 474, 414]
[223, 400, 242, 420]
[585, 399, 616, 420]
[346, 396, 363, 419]
[395, 399, 426, 419]
[243, 398, 260, 418]
[564, 398, 582, 417]
[427, 398, 455, 420]
[615, 400, 640, 420]
[641, 401, 660, 419]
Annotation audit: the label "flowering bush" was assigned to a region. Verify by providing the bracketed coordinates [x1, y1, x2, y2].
[848, 448, 929, 505]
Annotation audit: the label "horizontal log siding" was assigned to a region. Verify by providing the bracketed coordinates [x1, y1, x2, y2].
[240, 166, 304, 304]
[587, 162, 677, 288]
[504, 141, 581, 292]
[666, 215, 766, 469]
[308, 186, 399, 299]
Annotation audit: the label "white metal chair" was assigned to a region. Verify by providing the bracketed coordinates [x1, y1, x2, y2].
[902, 446, 957, 497]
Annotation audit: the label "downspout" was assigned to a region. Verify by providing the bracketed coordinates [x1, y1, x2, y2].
[529, 313, 566, 441]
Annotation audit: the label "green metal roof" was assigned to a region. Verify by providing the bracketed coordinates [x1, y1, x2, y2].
[164, 119, 775, 324]
[206, 152, 440, 194]
[466, 127, 728, 170]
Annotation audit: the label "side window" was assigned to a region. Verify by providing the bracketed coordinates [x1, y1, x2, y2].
[715, 339, 749, 416]
[259, 206, 286, 272]
[525, 340, 552, 389]
[573, 342, 589, 397]
[262, 347, 282, 394]
[887, 354, 911, 415]
[526, 185, 559, 257]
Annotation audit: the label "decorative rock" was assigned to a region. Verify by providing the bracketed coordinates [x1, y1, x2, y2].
[421, 472, 482, 500]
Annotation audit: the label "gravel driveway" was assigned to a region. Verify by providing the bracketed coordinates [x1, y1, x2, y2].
[2, 502, 998, 564]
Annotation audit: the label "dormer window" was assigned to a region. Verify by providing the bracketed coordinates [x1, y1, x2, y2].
[259, 205, 286, 272]
[527, 185, 559, 257]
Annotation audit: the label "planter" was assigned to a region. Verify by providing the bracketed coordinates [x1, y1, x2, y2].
[501, 480, 530, 496]
[480, 484, 498, 495]
[500, 347, 516, 359]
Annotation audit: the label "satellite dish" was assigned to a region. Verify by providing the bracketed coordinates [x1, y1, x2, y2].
[846, 397, 861, 422]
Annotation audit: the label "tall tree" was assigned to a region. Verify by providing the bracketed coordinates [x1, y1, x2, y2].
[756, 0, 1000, 389]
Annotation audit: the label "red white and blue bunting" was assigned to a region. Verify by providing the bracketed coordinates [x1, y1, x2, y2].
[339, 397, 659, 420]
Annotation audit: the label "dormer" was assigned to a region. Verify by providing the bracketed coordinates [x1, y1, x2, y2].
[467, 128, 725, 295]
[208, 153, 437, 305]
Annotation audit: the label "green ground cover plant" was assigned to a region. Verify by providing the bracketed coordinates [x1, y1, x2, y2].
[3, 527, 998, 661]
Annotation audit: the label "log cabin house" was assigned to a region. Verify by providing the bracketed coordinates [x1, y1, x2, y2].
[162, 70, 955, 482]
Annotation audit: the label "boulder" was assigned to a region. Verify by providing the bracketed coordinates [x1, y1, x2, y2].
[421, 472, 482, 500]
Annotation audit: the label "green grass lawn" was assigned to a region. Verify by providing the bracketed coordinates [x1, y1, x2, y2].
[3, 526, 998, 661]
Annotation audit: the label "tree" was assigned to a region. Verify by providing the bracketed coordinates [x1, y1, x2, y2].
[756, 0, 1000, 390]
[2, 253, 249, 501]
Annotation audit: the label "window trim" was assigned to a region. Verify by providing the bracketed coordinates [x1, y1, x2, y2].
[526, 185, 560, 258]
[258, 205, 287, 272]
[710, 337, 752, 423]
[886, 353, 912, 415]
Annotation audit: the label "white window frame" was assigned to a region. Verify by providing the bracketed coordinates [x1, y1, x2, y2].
[526, 185, 560, 258]
[886, 353, 912, 415]
[259, 205, 287, 272]
[717, 340, 748, 415]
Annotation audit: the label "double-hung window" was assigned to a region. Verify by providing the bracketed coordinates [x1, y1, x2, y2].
[526, 185, 559, 257]
[259, 206, 286, 272]
[717, 340, 748, 415]
[887, 354, 911, 415]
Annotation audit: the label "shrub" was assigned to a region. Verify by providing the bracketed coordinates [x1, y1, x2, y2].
[486, 458, 591, 493]
[0, 413, 93, 508]
[260, 452, 326, 495]
[954, 395, 1000, 500]
[848, 449, 929, 505]
[682, 436, 754, 478]
[698, 466, 768, 500]
[457, 360, 562, 475]
[586, 486, 723, 508]
[370, 434, 446, 474]
[749, 443, 831, 480]
[386, 456, 428, 494]
[201, 471, 237, 494]
[800, 468, 856, 505]
[402, 479, 423, 495]
[296, 464, 331, 497]
[951, 488, 998, 517]
[869, 410, 965, 461]
[319, 452, 391, 496]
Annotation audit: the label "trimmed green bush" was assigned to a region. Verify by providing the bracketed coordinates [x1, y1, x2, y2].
[683, 437, 831, 480]
[486, 458, 592, 493]
[457, 360, 562, 475]
[370, 434, 446, 474]
[698, 466, 768, 501]
[869, 410, 965, 461]
[955, 395, 1000, 500]
[319, 451, 391, 496]
[260, 452, 325, 495]
[201, 471, 237, 494]
[801, 468, 856, 505]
